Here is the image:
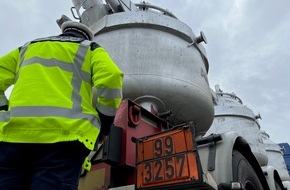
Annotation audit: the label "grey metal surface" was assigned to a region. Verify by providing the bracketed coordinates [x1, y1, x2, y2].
[207, 85, 268, 166]
[261, 131, 290, 181]
[71, 0, 108, 26]
[74, 1, 214, 134]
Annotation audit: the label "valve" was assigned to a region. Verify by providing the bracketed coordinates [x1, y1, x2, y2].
[196, 31, 207, 44]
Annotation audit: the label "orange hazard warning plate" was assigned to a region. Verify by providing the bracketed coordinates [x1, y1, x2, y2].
[136, 126, 202, 189]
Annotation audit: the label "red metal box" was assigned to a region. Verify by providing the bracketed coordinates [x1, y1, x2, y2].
[114, 99, 165, 167]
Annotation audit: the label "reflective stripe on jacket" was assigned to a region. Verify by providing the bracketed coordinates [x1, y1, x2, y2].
[0, 36, 123, 152]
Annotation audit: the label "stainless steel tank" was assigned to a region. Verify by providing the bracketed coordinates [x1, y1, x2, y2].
[71, 0, 214, 134]
[261, 131, 290, 181]
[206, 85, 268, 166]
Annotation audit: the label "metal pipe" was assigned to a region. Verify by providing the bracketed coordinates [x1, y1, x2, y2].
[71, 0, 103, 18]
[106, 0, 122, 12]
[135, 2, 177, 19]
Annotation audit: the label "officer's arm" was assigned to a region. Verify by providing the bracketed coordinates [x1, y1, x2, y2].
[0, 48, 21, 111]
[91, 43, 124, 138]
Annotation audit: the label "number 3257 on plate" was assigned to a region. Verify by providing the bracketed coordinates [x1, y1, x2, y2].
[136, 126, 202, 190]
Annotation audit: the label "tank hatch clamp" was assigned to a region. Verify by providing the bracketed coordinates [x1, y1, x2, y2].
[196, 134, 222, 171]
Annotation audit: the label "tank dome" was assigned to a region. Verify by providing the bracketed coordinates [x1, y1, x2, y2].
[76, 1, 214, 134]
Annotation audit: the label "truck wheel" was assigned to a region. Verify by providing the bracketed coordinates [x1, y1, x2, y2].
[232, 150, 263, 190]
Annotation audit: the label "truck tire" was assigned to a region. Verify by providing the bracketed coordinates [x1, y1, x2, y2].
[232, 150, 263, 190]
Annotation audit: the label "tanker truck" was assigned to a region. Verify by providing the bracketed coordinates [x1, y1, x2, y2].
[59, 0, 290, 189]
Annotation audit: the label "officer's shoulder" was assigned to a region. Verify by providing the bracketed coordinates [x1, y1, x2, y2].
[31, 36, 84, 43]
[90, 42, 100, 51]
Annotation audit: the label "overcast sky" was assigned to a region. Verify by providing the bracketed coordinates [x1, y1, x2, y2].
[1, 0, 289, 144]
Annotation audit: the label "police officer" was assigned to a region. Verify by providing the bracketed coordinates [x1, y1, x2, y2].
[0, 20, 123, 190]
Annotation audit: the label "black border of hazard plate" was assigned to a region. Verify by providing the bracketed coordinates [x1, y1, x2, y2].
[135, 124, 208, 190]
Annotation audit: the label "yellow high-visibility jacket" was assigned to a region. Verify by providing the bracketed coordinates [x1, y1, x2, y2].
[0, 36, 123, 161]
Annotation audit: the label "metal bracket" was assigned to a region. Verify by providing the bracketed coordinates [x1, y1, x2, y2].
[208, 141, 217, 171]
[196, 134, 222, 171]
[218, 182, 244, 190]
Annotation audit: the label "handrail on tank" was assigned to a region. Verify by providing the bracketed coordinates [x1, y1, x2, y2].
[216, 92, 243, 104]
[135, 2, 177, 19]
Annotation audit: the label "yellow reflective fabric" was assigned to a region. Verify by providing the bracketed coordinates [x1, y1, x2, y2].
[0, 49, 20, 91]
[0, 36, 123, 157]
[23, 41, 79, 62]
[3, 117, 99, 150]
[11, 64, 74, 108]
[91, 47, 124, 115]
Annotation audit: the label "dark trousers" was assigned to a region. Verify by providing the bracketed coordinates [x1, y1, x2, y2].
[0, 141, 89, 190]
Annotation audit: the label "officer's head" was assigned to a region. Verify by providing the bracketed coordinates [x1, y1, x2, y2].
[61, 21, 93, 41]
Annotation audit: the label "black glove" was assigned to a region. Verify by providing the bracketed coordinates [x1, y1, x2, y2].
[0, 105, 8, 111]
[97, 111, 115, 136]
